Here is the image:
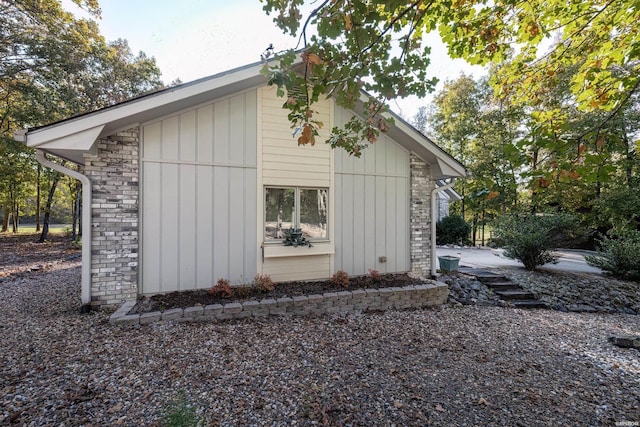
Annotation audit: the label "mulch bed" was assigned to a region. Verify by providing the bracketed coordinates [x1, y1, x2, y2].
[133, 273, 424, 313]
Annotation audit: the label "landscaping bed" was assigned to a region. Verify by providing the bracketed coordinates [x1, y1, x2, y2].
[131, 273, 424, 314]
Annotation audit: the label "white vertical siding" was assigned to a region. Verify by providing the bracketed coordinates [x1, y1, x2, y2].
[334, 106, 410, 276]
[141, 90, 258, 294]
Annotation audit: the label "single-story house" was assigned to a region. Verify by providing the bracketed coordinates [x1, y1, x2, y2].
[14, 59, 467, 309]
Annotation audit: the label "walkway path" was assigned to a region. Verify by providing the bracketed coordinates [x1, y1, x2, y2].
[436, 246, 602, 274]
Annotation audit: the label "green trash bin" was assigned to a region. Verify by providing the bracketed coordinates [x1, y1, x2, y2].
[438, 255, 460, 273]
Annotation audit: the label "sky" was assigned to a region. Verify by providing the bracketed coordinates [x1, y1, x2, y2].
[65, 0, 485, 120]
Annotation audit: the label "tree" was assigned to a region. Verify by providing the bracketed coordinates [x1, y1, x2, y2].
[1, 0, 163, 238]
[261, 0, 639, 155]
[430, 75, 482, 219]
[427, 74, 526, 243]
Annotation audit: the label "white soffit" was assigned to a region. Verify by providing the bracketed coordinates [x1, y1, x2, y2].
[33, 125, 104, 150]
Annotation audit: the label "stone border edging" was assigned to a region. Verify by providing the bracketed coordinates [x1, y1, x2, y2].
[109, 281, 449, 326]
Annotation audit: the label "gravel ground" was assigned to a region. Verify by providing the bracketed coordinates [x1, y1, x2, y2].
[1, 238, 640, 426]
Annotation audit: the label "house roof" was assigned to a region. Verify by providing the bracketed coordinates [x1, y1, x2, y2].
[14, 58, 467, 178]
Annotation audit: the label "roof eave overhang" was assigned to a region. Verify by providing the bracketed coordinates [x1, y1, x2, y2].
[15, 61, 268, 165]
[351, 94, 468, 179]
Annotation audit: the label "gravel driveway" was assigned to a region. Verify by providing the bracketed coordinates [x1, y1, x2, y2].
[1, 245, 639, 425]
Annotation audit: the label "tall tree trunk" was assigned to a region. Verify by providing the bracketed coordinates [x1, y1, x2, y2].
[39, 172, 61, 243]
[36, 164, 41, 232]
[472, 214, 477, 246]
[71, 183, 80, 241]
[622, 124, 633, 187]
[531, 147, 539, 213]
[12, 201, 19, 232]
[1, 206, 8, 232]
[77, 187, 82, 237]
[481, 208, 486, 247]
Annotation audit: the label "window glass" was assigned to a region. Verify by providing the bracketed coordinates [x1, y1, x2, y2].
[300, 188, 328, 239]
[265, 187, 295, 239]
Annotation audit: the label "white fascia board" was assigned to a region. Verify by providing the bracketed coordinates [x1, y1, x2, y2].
[436, 157, 466, 178]
[33, 125, 104, 150]
[392, 119, 466, 178]
[24, 62, 265, 147]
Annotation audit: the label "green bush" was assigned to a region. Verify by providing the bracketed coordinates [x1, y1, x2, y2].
[436, 215, 471, 245]
[585, 230, 640, 280]
[491, 213, 577, 271]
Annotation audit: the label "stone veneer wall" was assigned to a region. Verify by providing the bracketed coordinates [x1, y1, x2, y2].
[83, 129, 140, 306]
[409, 154, 434, 277]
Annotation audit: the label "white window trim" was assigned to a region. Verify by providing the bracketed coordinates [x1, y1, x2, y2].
[263, 186, 329, 243]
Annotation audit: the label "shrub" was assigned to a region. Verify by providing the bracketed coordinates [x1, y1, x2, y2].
[585, 230, 640, 280]
[208, 278, 233, 298]
[254, 273, 276, 292]
[368, 268, 381, 284]
[233, 285, 253, 299]
[436, 215, 471, 245]
[491, 213, 578, 271]
[331, 270, 350, 288]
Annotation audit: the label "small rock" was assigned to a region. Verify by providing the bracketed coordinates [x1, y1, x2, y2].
[608, 335, 640, 350]
[567, 304, 596, 313]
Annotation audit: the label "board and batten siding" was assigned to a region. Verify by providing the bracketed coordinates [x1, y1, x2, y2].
[141, 91, 258, 294]
[334, 106, 410, 276]
[258, 86, 335, 282]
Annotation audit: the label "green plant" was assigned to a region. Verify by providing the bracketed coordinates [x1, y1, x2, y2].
[331, 270, 350, 288]
[161, 390, 201, 427]
[491, 213, 578, 271]
[208, 278, 233, 298]
[283, 228, 312, 247]
[586, 230, 640, 280]
[436, 215, 471, 245]
[254, 273, 276, 292]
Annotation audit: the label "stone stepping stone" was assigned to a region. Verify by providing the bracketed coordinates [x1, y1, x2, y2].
[484, 281, 521, 291]
[493, 290, 537, 300]
[460, 268, 548, 309]
[511, 300, 548, 309]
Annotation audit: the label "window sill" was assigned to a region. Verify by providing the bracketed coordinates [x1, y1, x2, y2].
[262, 242, 335, 259]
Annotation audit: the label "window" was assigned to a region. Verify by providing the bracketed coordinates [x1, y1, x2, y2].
[265, 187, 328, 241]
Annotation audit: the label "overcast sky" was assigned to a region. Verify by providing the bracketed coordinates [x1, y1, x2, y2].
[66, 0, 485, 119]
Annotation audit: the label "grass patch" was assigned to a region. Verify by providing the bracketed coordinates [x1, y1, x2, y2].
[1, 225, 71, 235]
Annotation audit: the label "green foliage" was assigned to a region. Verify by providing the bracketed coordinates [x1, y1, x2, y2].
[261, 0, 639, 155]
[1, 0, 163, 234]
[161, 390, 202, 427]
[331, 270, 350, 288]
[492, 213, 578, 271]
[585, 231, 640, 281]
[422, 74, 526, 227]
[426, 65, 639, 242]
[592, 181, 640, 233]
[436, 215, 471, 246]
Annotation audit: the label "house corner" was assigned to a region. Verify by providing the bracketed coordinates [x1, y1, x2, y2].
[409, 153, 434, 278]
[83, 128, 140, 307]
